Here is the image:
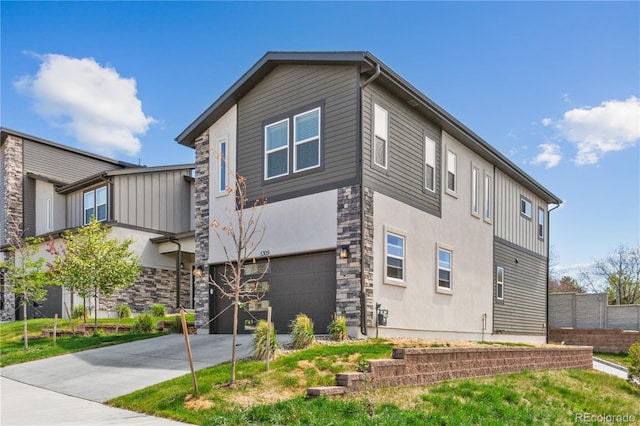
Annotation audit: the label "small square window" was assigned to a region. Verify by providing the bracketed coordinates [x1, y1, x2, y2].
[520, 196, 532, 219]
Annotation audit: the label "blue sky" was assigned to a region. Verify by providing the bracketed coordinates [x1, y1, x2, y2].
[1, 1, 639, 281]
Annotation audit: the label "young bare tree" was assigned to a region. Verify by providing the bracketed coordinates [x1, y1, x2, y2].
[209, 172, 269, 385]
[0, 217, 57, 349]
[582, 245, 640, 305]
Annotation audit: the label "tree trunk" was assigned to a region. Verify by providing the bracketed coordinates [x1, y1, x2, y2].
[23, 300, 28, 350]
[231, 298, 238, 384]
[83, 298, 87, 323]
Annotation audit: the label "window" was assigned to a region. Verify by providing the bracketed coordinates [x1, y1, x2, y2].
[496, 266, 504, 300]
[264, 106, 322, 180]
[484, 174, 492, 222]
[84, 186, 107, 224]
[425, 136, 436, 192]
[373, 104, 388, 169]
[538, 207, 545, 240]
[218, 140, 227, 193]
[385, 231, 405, 283]
[437, 247, 452, 291]
[471, 166, 480, 216]
[520, 196, 532, 219]
[294, 108, 321, 172]
[265, 119, 289, 179]
[446, 150, 457, 194]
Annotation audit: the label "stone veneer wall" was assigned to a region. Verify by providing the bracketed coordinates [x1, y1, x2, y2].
[336, 185, 362, 328]
[1, 135, 24, 322]
[193, 131, 210, 330]
[308, 346, 593, 397]
[102, 268, 192, 314]
[550, 327, 640, 354]
[362, 186, 374, 328]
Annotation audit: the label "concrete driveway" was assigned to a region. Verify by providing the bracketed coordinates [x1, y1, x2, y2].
[1, 333, 285, 425]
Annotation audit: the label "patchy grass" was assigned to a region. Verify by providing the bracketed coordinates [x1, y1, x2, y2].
[109, 340, 640, 425]
[0, 314, 193, 367]
[594, 351, 632, 369]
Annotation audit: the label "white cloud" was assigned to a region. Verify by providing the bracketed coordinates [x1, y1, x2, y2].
[541, 118, 553, 127]
[531, 143, 562, 168]
[556, 97, 640, 165]
[15, 54, 154, 157]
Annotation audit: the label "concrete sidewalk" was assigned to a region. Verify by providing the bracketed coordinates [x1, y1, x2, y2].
[1, 333, 284, 425]
[593, 357, 629, 381]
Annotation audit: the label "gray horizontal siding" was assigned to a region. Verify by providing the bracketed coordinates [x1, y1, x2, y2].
[493, 238, 547, 335]
[23, 176, 36, 237]
[237, 64, 359, 202]
[23, 139, 123, 183]
[362, 82, 441, 217]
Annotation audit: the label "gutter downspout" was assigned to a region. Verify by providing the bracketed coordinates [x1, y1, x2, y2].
[169, 237, 182, 309]
[546, 203, 561, 343]
[358, 61, 381, 336]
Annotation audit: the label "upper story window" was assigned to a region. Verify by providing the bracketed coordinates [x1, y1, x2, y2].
[484, 173, 492, 222]
[496, 266, 504, 300]
[437, 247, 453, 292]
[84, 186, 107, 224]
[218, 140, 227, 193]
[373, 104, 388, 169]
[471, 165, 480, 217]
[446, 150, 457, 195]
[424, 136, 436, 192]
[520, 195, 532, 219]
[264, 106, 322, 180]
[385, 230, 405, 283]
[538, 207, 545, 240]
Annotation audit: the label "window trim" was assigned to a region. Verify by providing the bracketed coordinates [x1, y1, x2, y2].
[445, 149, 457, 197]
[520, 195, 532, 220]
[538, 207, 545, 240]
[83, 185, 108, 225]
[436, 245, 453, 294]
[264, 118, 290, 181]
[293, 107, 321, 173]
[373, 103, 389, 170]
[471, 165, 480, 218]
[496, 266, 504, 301]
[424, 135, 436, 193]
[217, 139, 228, 194]
[384, 228, 406, 286]
[483, 172, 493, 223]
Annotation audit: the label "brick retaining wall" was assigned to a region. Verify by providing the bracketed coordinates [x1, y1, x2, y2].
[550, 327, 640, 353]
[308, 346, 593, 397]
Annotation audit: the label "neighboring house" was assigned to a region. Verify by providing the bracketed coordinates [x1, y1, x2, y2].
[0, 128, 195, 321]
[176, 52, 561, 344]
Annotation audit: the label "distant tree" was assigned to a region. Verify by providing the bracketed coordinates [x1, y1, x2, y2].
[549, 275, 585, 293]
[48, 218, 141, 328]
[0, 218, 57, 349]
[581, 245, 640, 305]
[207, 171, 269, 385]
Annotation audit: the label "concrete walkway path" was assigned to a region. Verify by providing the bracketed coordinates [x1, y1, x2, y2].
[592, 356, 629, 381]
[0, 333, 275, 425]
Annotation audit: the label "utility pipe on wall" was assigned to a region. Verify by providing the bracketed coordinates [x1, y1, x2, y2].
[169, 237, 182, 309]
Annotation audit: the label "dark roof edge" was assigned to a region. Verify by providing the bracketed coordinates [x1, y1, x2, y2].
[1, 127, 140, 168]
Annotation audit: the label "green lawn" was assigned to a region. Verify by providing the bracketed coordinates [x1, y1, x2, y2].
[109, 340, 640, 426]
[594, 351, 632, 369]
[0, 315, 194, 367]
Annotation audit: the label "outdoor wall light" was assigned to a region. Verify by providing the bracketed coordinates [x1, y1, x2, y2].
[339, 246, 349, 259]
[192, 265, 203, 277]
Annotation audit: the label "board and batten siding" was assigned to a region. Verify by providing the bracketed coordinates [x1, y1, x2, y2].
[112, 170, 192, 233]
[362, 82, 441, 217]
[493, 238, 547, 335]
[494, 169, 547, 257]
[237, 64, 359, 202]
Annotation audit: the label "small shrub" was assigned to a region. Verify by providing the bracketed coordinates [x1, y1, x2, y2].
[151, 304, 166, 317]
[92, 328, 106, 337]
[628, 341, 640, 387]
[327, 314, 348, 341]
[131, 313, 156, 334]
[71, 305, 88, 320]
[289, 313, 315, 349]
[253, 320, 278, 360]
[169, 316, 183, 334]
[116, 304, 131, 319]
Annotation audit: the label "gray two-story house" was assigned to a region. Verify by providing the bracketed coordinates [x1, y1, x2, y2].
[177, 52, 561, 343]
[1, 128, 195, 321]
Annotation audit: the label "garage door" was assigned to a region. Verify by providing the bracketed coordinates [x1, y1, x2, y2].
[210, 251, 336, 334]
